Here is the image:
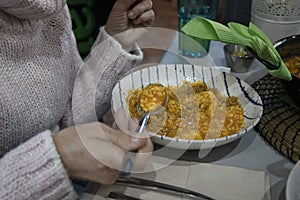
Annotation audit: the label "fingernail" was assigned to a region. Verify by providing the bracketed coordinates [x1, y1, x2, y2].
[131, 136, 139, 143]
[128, 12, 135, 19]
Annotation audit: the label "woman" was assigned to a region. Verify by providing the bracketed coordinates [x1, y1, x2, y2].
[0, 0, 154, 199]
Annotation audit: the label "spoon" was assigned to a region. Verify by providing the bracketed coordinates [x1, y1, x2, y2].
[136, 83, 168, 134]
[119, 83, 168, 179]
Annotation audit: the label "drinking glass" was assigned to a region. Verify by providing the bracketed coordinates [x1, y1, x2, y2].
[178, 0, 219, 57]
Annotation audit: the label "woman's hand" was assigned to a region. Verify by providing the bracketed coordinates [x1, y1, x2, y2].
[53, 111, 153, 185]
[105, 0, 155, 50]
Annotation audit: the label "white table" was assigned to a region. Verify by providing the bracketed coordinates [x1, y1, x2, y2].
[79, 33, 295, 200]
[157, 34, 295, 200]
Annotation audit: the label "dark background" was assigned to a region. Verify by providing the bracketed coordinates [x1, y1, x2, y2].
[67, 0, 116, 57]
[67, 0, 252, 58]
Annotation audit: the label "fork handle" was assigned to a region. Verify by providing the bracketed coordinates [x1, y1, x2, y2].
[118, 156, 134, 179]
[119, 114, 150, 179]
[137, 113, 150, 134]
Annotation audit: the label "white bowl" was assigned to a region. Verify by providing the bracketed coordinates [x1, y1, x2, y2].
[111, 64, 263, 150]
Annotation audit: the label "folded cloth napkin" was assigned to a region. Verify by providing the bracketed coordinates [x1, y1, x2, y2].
[181, 17, 292, 81]
[81, 161, 270, 200]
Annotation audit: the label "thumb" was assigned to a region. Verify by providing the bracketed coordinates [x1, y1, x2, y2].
[113, 108, 132, 133]
[128, 118, 139, 132]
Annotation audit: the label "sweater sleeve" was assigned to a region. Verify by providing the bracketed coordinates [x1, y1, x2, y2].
[0, 131, 78, 200]
[0, 0, 66, 19]
[93, 26, 143, 119]
[61, 26, 143, 126]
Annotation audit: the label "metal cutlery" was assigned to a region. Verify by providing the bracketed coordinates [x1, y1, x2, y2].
[119, 83, 168, 179]
[115, 177, 215, 200]
[108, 191, 141, 200]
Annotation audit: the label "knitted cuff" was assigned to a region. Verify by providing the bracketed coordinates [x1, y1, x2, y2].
[72, 26, 145, 124]
[0, 130, 77, 200]
[93, 26, 143, 62]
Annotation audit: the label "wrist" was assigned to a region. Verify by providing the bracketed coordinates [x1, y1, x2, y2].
[52, 128, 74, 177]
[104, 27, 135, 52]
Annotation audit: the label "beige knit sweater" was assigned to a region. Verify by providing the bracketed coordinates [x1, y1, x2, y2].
[0, 0, 142, 199]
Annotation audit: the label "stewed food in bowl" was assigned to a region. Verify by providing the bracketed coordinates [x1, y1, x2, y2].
[127, 80, 245, 140]
[111, 64, 263, 149]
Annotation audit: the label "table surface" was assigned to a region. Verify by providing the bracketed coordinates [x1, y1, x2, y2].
[158, 34, 295, 200]
[80, 34, 295, 200]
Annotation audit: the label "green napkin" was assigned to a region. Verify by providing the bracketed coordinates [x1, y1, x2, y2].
[181, 17, 292, 81]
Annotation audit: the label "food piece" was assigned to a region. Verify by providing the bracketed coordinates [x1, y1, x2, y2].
[139, 84, 166, 112]
[233, 50, 247, 57]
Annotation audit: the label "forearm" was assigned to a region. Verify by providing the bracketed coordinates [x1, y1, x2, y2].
[94, 28, 143, 118]
[0, 131, 77, 200]
[71, 26, 143, 124]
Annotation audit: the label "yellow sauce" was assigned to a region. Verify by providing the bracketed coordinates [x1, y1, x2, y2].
[127, 80, 245, 140]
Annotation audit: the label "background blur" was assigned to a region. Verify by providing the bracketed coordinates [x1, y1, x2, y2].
[67, 0, 252, 62]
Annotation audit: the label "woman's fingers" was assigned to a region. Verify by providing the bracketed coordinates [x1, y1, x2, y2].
[113, 108, 139, 133]
[53, 124, 120, 184]
[111, 108, 149, 151]
[128, 0, 153, 20]
[128, 118, 139, 132]
[54, 117, 153, 184]
[112, 108, 126, 129]
[132, 9, 155, 26]
[134, 138, 153, 170]
[109, 126, 149, 152]
[128, 0, 154, 28]
[106, 0, 154, 49]
[99, 124, 152, 172]
[109, 108, 153, 171]
[113, 108, 131, 132]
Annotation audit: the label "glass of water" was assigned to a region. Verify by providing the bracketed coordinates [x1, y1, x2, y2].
[178, 0, 219, 58]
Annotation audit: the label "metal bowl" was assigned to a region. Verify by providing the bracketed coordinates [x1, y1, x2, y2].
[224, 44, 254, 73]
[274, 35, 300, 107]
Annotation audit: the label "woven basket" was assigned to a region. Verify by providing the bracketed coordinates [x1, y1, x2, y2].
[252, 75, 300, 163]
